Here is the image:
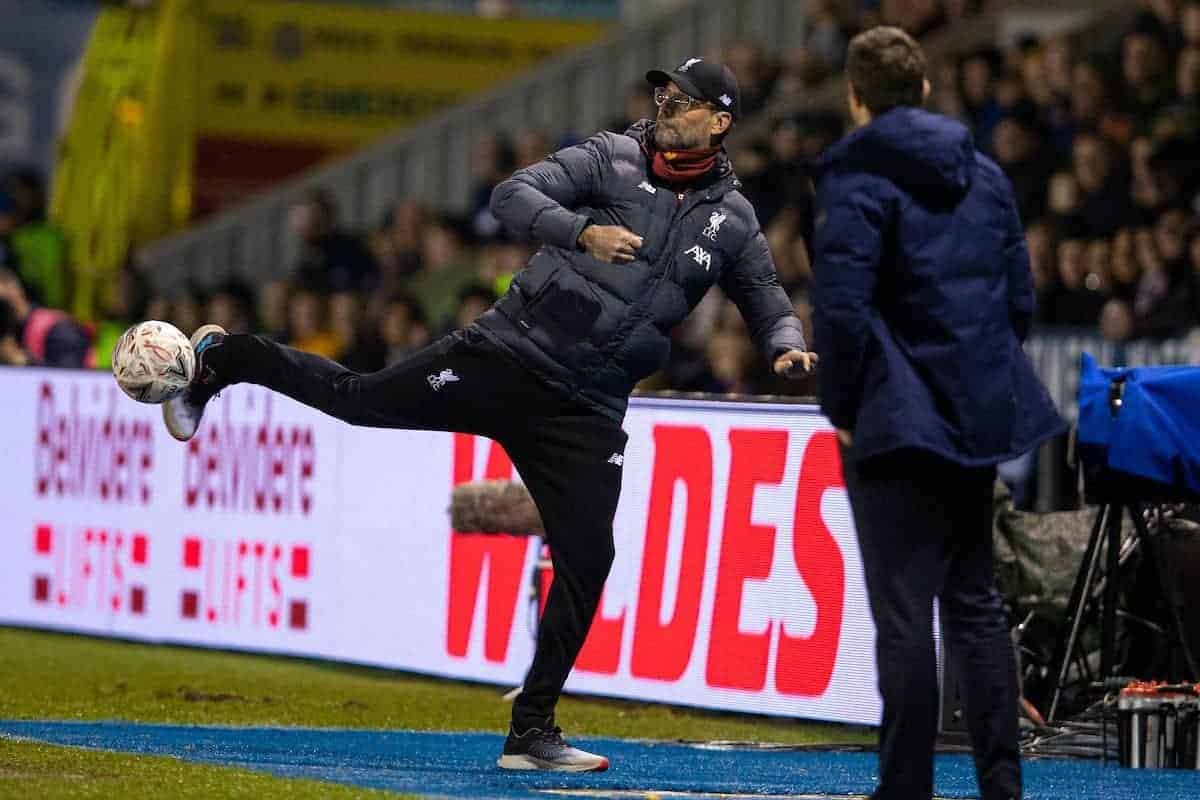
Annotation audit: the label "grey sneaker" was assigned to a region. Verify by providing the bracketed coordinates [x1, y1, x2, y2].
[497, 723, 609, 772]
[163, 325, 227, 442]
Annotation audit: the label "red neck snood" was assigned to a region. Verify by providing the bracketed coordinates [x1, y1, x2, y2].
[651, 145, 719, 186]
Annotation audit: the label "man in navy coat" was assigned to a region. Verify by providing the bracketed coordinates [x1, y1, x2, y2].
[810, 27, 1064, 800]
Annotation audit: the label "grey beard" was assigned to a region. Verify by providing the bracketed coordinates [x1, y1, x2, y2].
[655, 128, 700, 151]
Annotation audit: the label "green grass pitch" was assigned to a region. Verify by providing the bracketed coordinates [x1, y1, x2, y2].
[0, 627, 873, 798]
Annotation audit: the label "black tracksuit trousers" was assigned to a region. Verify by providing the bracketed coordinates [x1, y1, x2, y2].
[203, 327, 627, 732]
[840, 447, 1022, 800]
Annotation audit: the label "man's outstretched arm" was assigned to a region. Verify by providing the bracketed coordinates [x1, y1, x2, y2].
[720, 230, 816, 376]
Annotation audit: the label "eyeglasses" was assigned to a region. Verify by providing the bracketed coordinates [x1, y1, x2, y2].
[653, 86, 711, 112]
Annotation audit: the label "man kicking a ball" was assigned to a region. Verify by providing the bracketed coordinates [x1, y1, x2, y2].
[164, 58, 814, 772]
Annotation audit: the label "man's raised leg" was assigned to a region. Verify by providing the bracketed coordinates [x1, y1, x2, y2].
[164, 327, 504, 441]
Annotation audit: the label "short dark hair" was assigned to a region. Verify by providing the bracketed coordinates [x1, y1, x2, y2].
[846, 26, 927, 115]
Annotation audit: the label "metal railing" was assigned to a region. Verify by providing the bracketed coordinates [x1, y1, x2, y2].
[1026, 330, 1200, 423]
[137, 0, 808, 292]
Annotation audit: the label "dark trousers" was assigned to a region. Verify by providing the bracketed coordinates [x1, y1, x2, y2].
[840, 447, 1021, 800]
[206, 328, 627, 731]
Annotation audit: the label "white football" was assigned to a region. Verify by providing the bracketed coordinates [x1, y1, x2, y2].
[112, 321, 196, 404]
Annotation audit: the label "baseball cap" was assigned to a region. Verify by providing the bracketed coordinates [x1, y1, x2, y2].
[646, 58, 741, 121]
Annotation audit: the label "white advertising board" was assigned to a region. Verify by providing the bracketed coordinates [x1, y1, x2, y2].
[0, 369, 880, 726]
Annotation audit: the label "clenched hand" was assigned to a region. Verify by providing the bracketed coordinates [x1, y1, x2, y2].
[772, 350, 818, 376]
[579, 225, 643, 263]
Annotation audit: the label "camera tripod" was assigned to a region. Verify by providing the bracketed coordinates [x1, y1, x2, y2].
[1047, 381, 1200, 722]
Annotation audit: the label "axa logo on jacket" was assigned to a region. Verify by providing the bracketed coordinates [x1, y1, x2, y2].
[684, 244, 712, 271]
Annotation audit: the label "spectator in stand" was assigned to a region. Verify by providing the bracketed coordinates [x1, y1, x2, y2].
[1046, 169, 1081, 227]
[878, 0, 946, 39]
[468, 133, 515, 241]
[0, 297, 28, 366]
[289, 187, 378, 294]
[928, 54, 966, 119]
[1134, 0, 1183, 54]
[754, 117, 811, 226]
[206, 280, 257, 334]
[1015, 36, 1056, 112]
[1085, 238, 1115, 304]
[1024, 220, 1059, 323]
[4, 169, 67, 311]
[1130, 135, 1166, 215]
[475, 241, 528, 298]
[145, 292, 171, 329]
[1070, 59, 1131, 145]
[452, 284, 497, 332]
[170, 289, 203, 337]
[1133, 225, 1170, 320]
[993, 102, 1055, 222]
[1072, 132, 1133, 237]
[375, 292, 429, 366]
[1184, 1, 1200, 48]
[1134, 208, 1197, 337]
[1154, 207, 1190, 272]
[283, 282, 341, 359]
[1157, 45, 1200, 137]
[257, 280, 290, 340]
[959, 48, 1004, 153]
[1110, 227, 1142, 301]
[802, 0, 849, 75]
[770, 47, 822, 105]
[1121, 29, 1173, 129]
[1147, 135, 1200, 209]
[1044, 34, 1075, 103]
[406, 216, 479, 329]
[0, 268, 92, 367]
[513, 128, 553, 169]
[326, 289, 385, 373]
[328, 290, 360, 358]
[724, 41, 771, 118]
[1049, 238, 1107, 325]
[1100, 297, 1137, 341]
[374, 200, 426, 283]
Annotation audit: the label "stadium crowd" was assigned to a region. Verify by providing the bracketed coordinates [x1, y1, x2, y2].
[4, 0, 1200, 397]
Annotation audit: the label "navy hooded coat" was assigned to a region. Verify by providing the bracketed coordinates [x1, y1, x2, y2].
[811, 107, 1065, 465]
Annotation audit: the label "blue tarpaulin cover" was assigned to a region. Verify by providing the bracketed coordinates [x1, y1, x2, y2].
[1077, 352, 1200, 496]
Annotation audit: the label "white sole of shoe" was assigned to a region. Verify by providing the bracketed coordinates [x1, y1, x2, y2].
[496, 753, 610, 772]
[162, 324, 229, 442]
[162, 400, 192, 443]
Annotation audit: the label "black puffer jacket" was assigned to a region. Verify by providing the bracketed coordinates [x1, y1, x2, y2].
[473, 120, 806, 421]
